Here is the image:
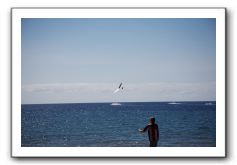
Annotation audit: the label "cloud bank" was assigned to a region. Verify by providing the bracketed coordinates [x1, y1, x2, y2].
[22, 82, 216, 104]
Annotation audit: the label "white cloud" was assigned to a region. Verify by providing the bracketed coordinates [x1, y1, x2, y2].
[22, 83, 113, 93]
[22, 82, 216, 104]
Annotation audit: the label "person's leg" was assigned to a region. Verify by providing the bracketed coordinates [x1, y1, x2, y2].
[149, 141, 157, 147]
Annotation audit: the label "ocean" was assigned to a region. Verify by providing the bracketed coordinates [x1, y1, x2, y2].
[22, 102, 216, 147]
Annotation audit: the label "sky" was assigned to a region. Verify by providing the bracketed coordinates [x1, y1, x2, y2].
[21, 18, 216, 104]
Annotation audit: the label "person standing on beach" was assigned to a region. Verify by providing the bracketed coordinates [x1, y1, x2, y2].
[139, 117, 159, 147]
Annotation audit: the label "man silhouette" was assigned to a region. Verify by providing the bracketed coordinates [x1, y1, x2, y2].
[139, 117, 159, 147]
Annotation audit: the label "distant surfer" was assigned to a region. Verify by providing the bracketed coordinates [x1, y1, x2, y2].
[139, 117, 159, 147]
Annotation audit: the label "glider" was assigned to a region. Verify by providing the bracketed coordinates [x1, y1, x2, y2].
[113, 82, 124, 93]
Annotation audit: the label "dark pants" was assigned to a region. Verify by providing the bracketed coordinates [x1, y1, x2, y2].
[149, 141, 157, 147]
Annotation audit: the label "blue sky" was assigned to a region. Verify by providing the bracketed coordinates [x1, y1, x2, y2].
[21, 18, 216, 104]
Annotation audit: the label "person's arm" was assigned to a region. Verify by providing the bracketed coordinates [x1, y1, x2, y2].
[139, 125, 149, 132]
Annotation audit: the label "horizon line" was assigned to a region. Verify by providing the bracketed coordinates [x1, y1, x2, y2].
[21, 100, 216, 105]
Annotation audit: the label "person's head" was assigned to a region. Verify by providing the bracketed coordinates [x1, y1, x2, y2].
[150, 117, 155, 124]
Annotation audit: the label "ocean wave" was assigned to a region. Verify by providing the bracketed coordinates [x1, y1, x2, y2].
[204, 102, 215, 106]
[168, 102, 181, 105]
[111, 103, 122, 106]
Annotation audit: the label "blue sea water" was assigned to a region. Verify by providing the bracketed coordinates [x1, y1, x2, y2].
[22, 102, 216, 147]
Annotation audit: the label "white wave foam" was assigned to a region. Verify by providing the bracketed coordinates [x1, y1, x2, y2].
[205, 102, 214, 106]
[111, 103, 122, 106]
[168, 102, 181, 105]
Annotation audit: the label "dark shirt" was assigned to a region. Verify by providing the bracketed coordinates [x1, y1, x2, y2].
[143, 123, 159, 142]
